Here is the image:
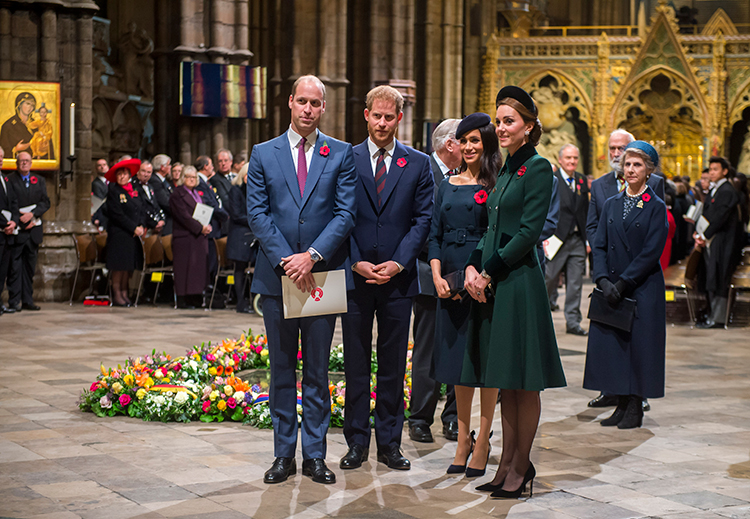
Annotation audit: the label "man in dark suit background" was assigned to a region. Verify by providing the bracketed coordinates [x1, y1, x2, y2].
[195, 155, 228, 306]
[91, 158, 109, 199]
[150, 154, 173, 235]
[210, 148, 233, 235]
[545, 144, 589, 336]
[132, 160, 165, 234]
[7, 151, 50, 311]
[247, 75, 357, 485]
[586, 128, 664, 409]
[340, 85, 433, 472]
[0, 146, 19, 315]
[408, 118, 460, 444]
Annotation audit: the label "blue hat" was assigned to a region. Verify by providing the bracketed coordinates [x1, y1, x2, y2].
[624, 140, 659, 168]
[496, 86, 537, 115]
[456, 113, 492, 140]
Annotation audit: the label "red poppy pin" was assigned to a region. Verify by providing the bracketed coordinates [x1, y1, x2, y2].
[578, 178, 583, 184]
[711, 198, 715, 203]
[30, 176, 38, 185]
[517, 166, 527, 177]
[396, 158, 407, 168]
[642, 193, 651, 202]
[474, 189, 488, 205]
[132, 190, 138, 197]
[197, 191, 203, 196]
[320, 141, 330, 157]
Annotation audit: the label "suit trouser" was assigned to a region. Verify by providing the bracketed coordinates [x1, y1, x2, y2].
[545, 234, 586, 329]
[342, 291, 412, 451]
[408, 294, 457, 427]
[0, 237, 11, 297]
[9, 238, 38, 306]
[262, 295, 334, 459]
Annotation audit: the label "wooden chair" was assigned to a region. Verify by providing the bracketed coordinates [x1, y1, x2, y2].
[725, 262, 750, 327]
[134, 233, 170, 307]
[69, 233, 107, 304]
[209, 236, 234, 310]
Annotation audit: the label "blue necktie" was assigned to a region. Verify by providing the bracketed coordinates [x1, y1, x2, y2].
[22, 175, 30, 188]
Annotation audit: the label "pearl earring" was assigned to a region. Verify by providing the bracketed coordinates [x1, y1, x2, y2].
[524, 130, 530, 136]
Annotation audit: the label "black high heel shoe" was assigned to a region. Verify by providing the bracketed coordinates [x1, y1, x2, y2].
[447, 430, 476, 474]
[476, 477, 505, 492]
[491, 462, 536, 499]
[465, 431, 493, 478]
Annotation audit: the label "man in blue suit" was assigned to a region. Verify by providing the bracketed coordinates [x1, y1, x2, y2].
[247, 75, 357, 485]
[586, 128, 664, 410]
[339, 85, 434, 472]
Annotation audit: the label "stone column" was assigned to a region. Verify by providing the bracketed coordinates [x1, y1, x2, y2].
[154, 0, 171, 154]
[76, 14, 94, 222]
[40, 9, 57, 81]
[0, 8, 10, 79]
[318, 0, 348, 139]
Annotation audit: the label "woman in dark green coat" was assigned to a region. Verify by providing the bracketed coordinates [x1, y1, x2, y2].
[464, 86, 566, 499]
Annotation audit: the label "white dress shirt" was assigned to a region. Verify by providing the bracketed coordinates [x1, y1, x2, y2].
[287, 126, 318, 173]
[367, 137, 395, 176]
[431, 152, 450, 177]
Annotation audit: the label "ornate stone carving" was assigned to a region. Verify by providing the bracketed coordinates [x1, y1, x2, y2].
[119, 22, 154, 99]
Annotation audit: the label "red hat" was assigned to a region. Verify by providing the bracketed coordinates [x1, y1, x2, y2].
[106, 158, 141, 183]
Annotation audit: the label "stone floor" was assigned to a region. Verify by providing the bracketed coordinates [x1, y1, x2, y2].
[0, 291, 749, 519]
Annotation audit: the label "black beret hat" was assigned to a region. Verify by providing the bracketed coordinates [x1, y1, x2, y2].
[496, 86, 536, 115]
[455, 112, 492, 140]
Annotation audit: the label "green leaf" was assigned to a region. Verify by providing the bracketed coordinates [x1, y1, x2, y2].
[199, 414, 215, 422]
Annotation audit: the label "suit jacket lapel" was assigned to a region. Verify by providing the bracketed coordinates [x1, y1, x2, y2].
[273, 133, 301, 208]
[354, 142, 378, 209]
[301, 132, 328, 209]
[612, 192, 630, 246]
[378, 140, 407, 210]
[604, 171, 619, 199]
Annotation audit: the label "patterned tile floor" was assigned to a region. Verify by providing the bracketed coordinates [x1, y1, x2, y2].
[0, 291, 748, 518]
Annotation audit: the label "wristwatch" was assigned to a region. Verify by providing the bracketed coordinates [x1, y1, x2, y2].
[480, 269, 491, 280]
[308, 248, 322, 263]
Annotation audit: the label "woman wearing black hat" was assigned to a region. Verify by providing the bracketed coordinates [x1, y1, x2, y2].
[584, 142, 668, 428]
[427, 113, 496, 477]
[105, 158, 154, 307]
[464, 86, 566, 498]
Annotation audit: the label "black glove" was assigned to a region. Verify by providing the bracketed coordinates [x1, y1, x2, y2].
[598, 278, 621, 305]
[614, 279, 628, 298]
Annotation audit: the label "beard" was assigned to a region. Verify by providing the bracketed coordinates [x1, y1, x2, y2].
[609, 156, 622, 173]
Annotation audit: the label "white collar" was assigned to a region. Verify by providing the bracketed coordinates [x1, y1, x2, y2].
[431, 152, 450, 175]
[367, 137, 395, 158]
[287, 126, 318, 148]
[198, 172, 208, 183]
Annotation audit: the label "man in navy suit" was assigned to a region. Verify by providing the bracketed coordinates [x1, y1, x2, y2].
[339, 85, 433, 472]
[0, 146, 19, 315]
[586, 128, 664, 409]
[247, 75, 357, 485]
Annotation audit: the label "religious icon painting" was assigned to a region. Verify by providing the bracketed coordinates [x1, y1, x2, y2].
[0, 81, 61, 170]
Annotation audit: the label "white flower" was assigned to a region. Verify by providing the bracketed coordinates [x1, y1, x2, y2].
[99, 395, 112, 409]
[233, 391, 245, 402]
[174, 392, 189, 404]
[189, 360, 198, 369]
[154, 395, 166, 406]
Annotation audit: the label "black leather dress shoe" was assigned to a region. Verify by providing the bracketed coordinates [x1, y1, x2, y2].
[340, 444, 369, 469]
[696, 320, 723, 329]
[443, 422, 459, 441]
[377, 445, 411, 470]
[566, 325, 587, 336]
[236, 306, 255, 314]
[263, 457, 296, 484]
[7, 304, 21, 313]
[588, 393, 619, 408]
[642, 399, 650, 412]
[409, 423, 433, 443]
[302, 458, 336, 484]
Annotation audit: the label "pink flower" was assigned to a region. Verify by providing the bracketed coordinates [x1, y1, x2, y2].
[227, 397, 237, 409]
[297, 350, 302, 360]
[642, 193, 651, 202]
[320, 145, 330, 157]
[517, 166, 527, 177]
[90, 382, 99, 392]
[202, 401, 211, 413]
[232, 354, 239, 363]
[396, 158, 407, 168]
[119, 394, 131, 406]
[173, 363, 182, 372]
[206, 354, 216, 362]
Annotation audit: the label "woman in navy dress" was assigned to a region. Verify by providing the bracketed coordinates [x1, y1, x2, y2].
[583, 141, 669, 429]
[428, 113, 497, 477]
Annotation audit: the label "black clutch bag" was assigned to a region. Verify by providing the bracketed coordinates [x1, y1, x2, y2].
[443, 270, 465, 296]
[588, 288, 637, 332]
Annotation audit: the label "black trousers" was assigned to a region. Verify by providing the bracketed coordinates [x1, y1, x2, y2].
[9, 239, 38, 306]
[0, 236, 12, 299]
[233, 261, 249, 311]
[409, 294, 457, 427]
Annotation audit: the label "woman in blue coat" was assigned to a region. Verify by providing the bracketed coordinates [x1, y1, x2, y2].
[583, 141, 669, 429]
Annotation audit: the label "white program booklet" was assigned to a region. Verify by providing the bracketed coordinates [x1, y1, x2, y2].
[282, 269, 348, 319]
[543, 234, 563, 261]
[686, 201, 703, 222]
[696, 215, 710, 239]
[19, 204, 41, 227]
[192, 202, 214, 227]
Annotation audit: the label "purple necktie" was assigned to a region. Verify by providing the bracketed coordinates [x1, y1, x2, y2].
[375, 148, 386, 206]
[297, 137, 307, 197]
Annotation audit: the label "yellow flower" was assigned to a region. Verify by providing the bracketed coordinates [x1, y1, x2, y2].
[224, 385, 234, 397]
[144, 377, 154, 388]
[208, 367, 217, 376]
[336, 395, 345, 406]
[111, 382, 123, 394]
[162, 377, 170, 383]
[217, 400, 227, 411]
[136, 388, 147, 400]
[209, 390, 219, 401]
[370, 399, 376, 411]
[261, 349, 269, 357]
[123, 374, 135, 387]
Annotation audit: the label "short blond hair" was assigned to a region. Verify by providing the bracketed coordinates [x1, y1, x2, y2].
[365, 85, 403, 114]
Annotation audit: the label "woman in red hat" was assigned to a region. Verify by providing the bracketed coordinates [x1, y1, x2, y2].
[105, 157, 154, 307]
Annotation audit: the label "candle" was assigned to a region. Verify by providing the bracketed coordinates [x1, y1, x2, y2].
[676, 161, 681, 176]
[687, 155, 693, 176]
[69, 102, 75, 156]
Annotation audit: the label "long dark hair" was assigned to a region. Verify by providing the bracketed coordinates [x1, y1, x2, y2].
[459, 122, 501, 191]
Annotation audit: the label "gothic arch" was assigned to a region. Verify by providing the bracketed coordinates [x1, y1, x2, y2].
[728, 78, 750, 128]
[519, 70, 593, 129]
